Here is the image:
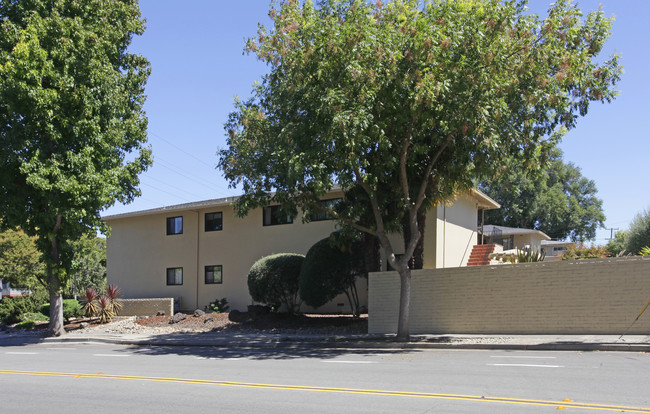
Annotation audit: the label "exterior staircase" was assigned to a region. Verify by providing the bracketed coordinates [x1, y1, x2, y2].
[467, 243, 500, 266]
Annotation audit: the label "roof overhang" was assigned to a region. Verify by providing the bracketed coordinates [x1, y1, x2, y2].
[471, 188, 500, 210]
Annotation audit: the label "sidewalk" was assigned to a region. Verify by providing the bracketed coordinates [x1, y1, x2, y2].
[2, 329, 649, 352]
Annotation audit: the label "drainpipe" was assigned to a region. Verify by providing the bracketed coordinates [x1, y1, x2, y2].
[195, 210, 200, 310]
[443, 205, 447, 268]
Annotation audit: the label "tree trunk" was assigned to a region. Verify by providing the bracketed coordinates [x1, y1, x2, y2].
[402, 209, 426, 269]
[396, 266, 411, 341]
[47, 216, 65, 337]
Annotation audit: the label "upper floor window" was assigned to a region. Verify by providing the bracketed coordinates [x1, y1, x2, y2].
[166, 216, 183, 235]
[205, 212, 223, 232]
[166, 267, 183, 285]
[263, 205, 293, 226]
[309, 198, 342, 221]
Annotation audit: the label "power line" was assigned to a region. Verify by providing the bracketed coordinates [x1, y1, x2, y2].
[149, 131, 215, 169]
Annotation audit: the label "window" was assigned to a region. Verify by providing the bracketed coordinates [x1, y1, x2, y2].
[263, 205, 293, 226]
[309, 198, 342, 221]
[166, 216, 183, 235]
[205, 212, 223, 232]
[205, 265, 223, 284]
[166, 267, 183, 285]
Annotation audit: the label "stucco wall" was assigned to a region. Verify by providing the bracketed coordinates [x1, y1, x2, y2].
[369, 256, 650, 334]
[106, 202, 361, 312]
[435, 194, 479, 268]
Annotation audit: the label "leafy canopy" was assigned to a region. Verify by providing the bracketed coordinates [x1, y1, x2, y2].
[481, 148, 605, 241]
[219, 0, 620, 339]
[625, 208, 650, 255]
[0, 0, 151, 335]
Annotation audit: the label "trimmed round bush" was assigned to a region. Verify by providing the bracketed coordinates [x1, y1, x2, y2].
[299, 237, 366, 315]
[247, 253, 304, 314]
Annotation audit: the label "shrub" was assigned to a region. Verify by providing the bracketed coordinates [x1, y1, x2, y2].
[0, 297, 38, 325]
[81, 287, 100, 318]
[15, 320, 36, 330]
[97, 295, 114, 324]
[516, 247, 545, 263]
[207, 298, 229, 313]
[640, 246, 650, 256]
[105, 284, 122, 315]
[299, 236, 367, 317]
[40, 299, 82, 322]
[561, 244, 609, 260]
[626, 208, 650, 255]
[22, 312, 49, 322]
[247, 253, 304, 314]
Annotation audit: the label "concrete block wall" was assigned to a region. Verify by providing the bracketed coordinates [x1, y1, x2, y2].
[119, 298, 173, 317]
[369, 256, 650, 335]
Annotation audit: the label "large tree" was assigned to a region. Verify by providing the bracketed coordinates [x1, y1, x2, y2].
[0, 0, 151, 336]
[218, 0, 620, 340]
[625, 209, 650, 255]
[0, 227, 45, 293]
[480, 148, 605, 241]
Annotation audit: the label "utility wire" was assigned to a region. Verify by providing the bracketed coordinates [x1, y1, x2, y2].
[149, 131, 215, 169]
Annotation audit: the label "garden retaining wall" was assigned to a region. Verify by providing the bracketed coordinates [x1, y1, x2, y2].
[119, 298, 173, 317]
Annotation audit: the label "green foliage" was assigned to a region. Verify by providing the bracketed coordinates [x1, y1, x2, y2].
[0, 296, 39, 325]
[561, 244, 609, 260]
[219, 0, 620, 339]
[21, 312, 49, 323]
[0, 228, 46, 290]
[15, 320, 36, 330]
[639, 246, 650, 256]
[605, 231, 627, 256]
[66, 236, 107, 298]
[207, 298, 230, 314]
[0, 0, 151, 336]
[516, 247, 546, 263]
[482, 149, 605, 241]
[40, 299, 81, 322]
[247, 253, 304, 314]
[300, 235, 367, 316]
[625, 209, 650, 255]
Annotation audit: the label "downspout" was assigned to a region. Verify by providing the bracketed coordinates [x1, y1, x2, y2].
[195, 210, 200, 310]
[443, 205, 447, 268]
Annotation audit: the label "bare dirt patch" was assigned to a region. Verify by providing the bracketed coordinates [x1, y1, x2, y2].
[135, 312, 368, 335]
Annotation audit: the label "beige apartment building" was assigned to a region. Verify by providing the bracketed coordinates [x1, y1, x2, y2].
[104, 190, 498, 313]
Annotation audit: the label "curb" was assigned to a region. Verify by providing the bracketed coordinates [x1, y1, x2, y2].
[34, 336, 650, 352]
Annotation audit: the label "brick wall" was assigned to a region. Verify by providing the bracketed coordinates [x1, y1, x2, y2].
[120, 298, 173, 317]
[369, 256, 650, 334]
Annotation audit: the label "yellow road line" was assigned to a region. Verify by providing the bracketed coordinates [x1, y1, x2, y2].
[1, 369, 649, 413]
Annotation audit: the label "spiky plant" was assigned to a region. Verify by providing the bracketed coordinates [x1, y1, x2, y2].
[105, 284, 123, 315]
[81, 287, 100, 319]
[97, 295, 115, 324]
[516, 247, 546, 263]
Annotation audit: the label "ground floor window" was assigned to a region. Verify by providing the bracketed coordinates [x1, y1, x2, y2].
[205, 265, 222, 284]
[166, 267, 183, 285]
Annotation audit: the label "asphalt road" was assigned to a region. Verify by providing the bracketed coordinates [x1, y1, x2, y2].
[1, 342, 649, 413]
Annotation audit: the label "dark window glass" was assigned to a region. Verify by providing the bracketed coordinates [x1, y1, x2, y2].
[166, 216, 183, 235]
[166, 267, 183, 285]
[309, 198, 342, 221]
[205, 212, 223, 232]
[263, 205, 293, 226]
[204, 265, 223, 284]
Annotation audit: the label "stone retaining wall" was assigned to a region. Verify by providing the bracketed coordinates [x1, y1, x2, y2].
[369, 256, 650, 335]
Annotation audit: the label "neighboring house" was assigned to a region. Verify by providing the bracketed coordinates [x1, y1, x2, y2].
[0, 279, 27, 299]
[103, 189, 499, 313]
[481, 224, 551, 252]
[540, 240, 574, 261]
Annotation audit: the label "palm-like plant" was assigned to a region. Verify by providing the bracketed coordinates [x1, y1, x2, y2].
[106, 284, 122, 315]
[81, 288, 100, 319]
[97, 295, 114, 324]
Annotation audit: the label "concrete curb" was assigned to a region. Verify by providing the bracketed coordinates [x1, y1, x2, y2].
[33, 335, 650, 352]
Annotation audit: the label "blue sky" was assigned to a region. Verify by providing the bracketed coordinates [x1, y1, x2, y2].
[103, 0, 650, 245]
